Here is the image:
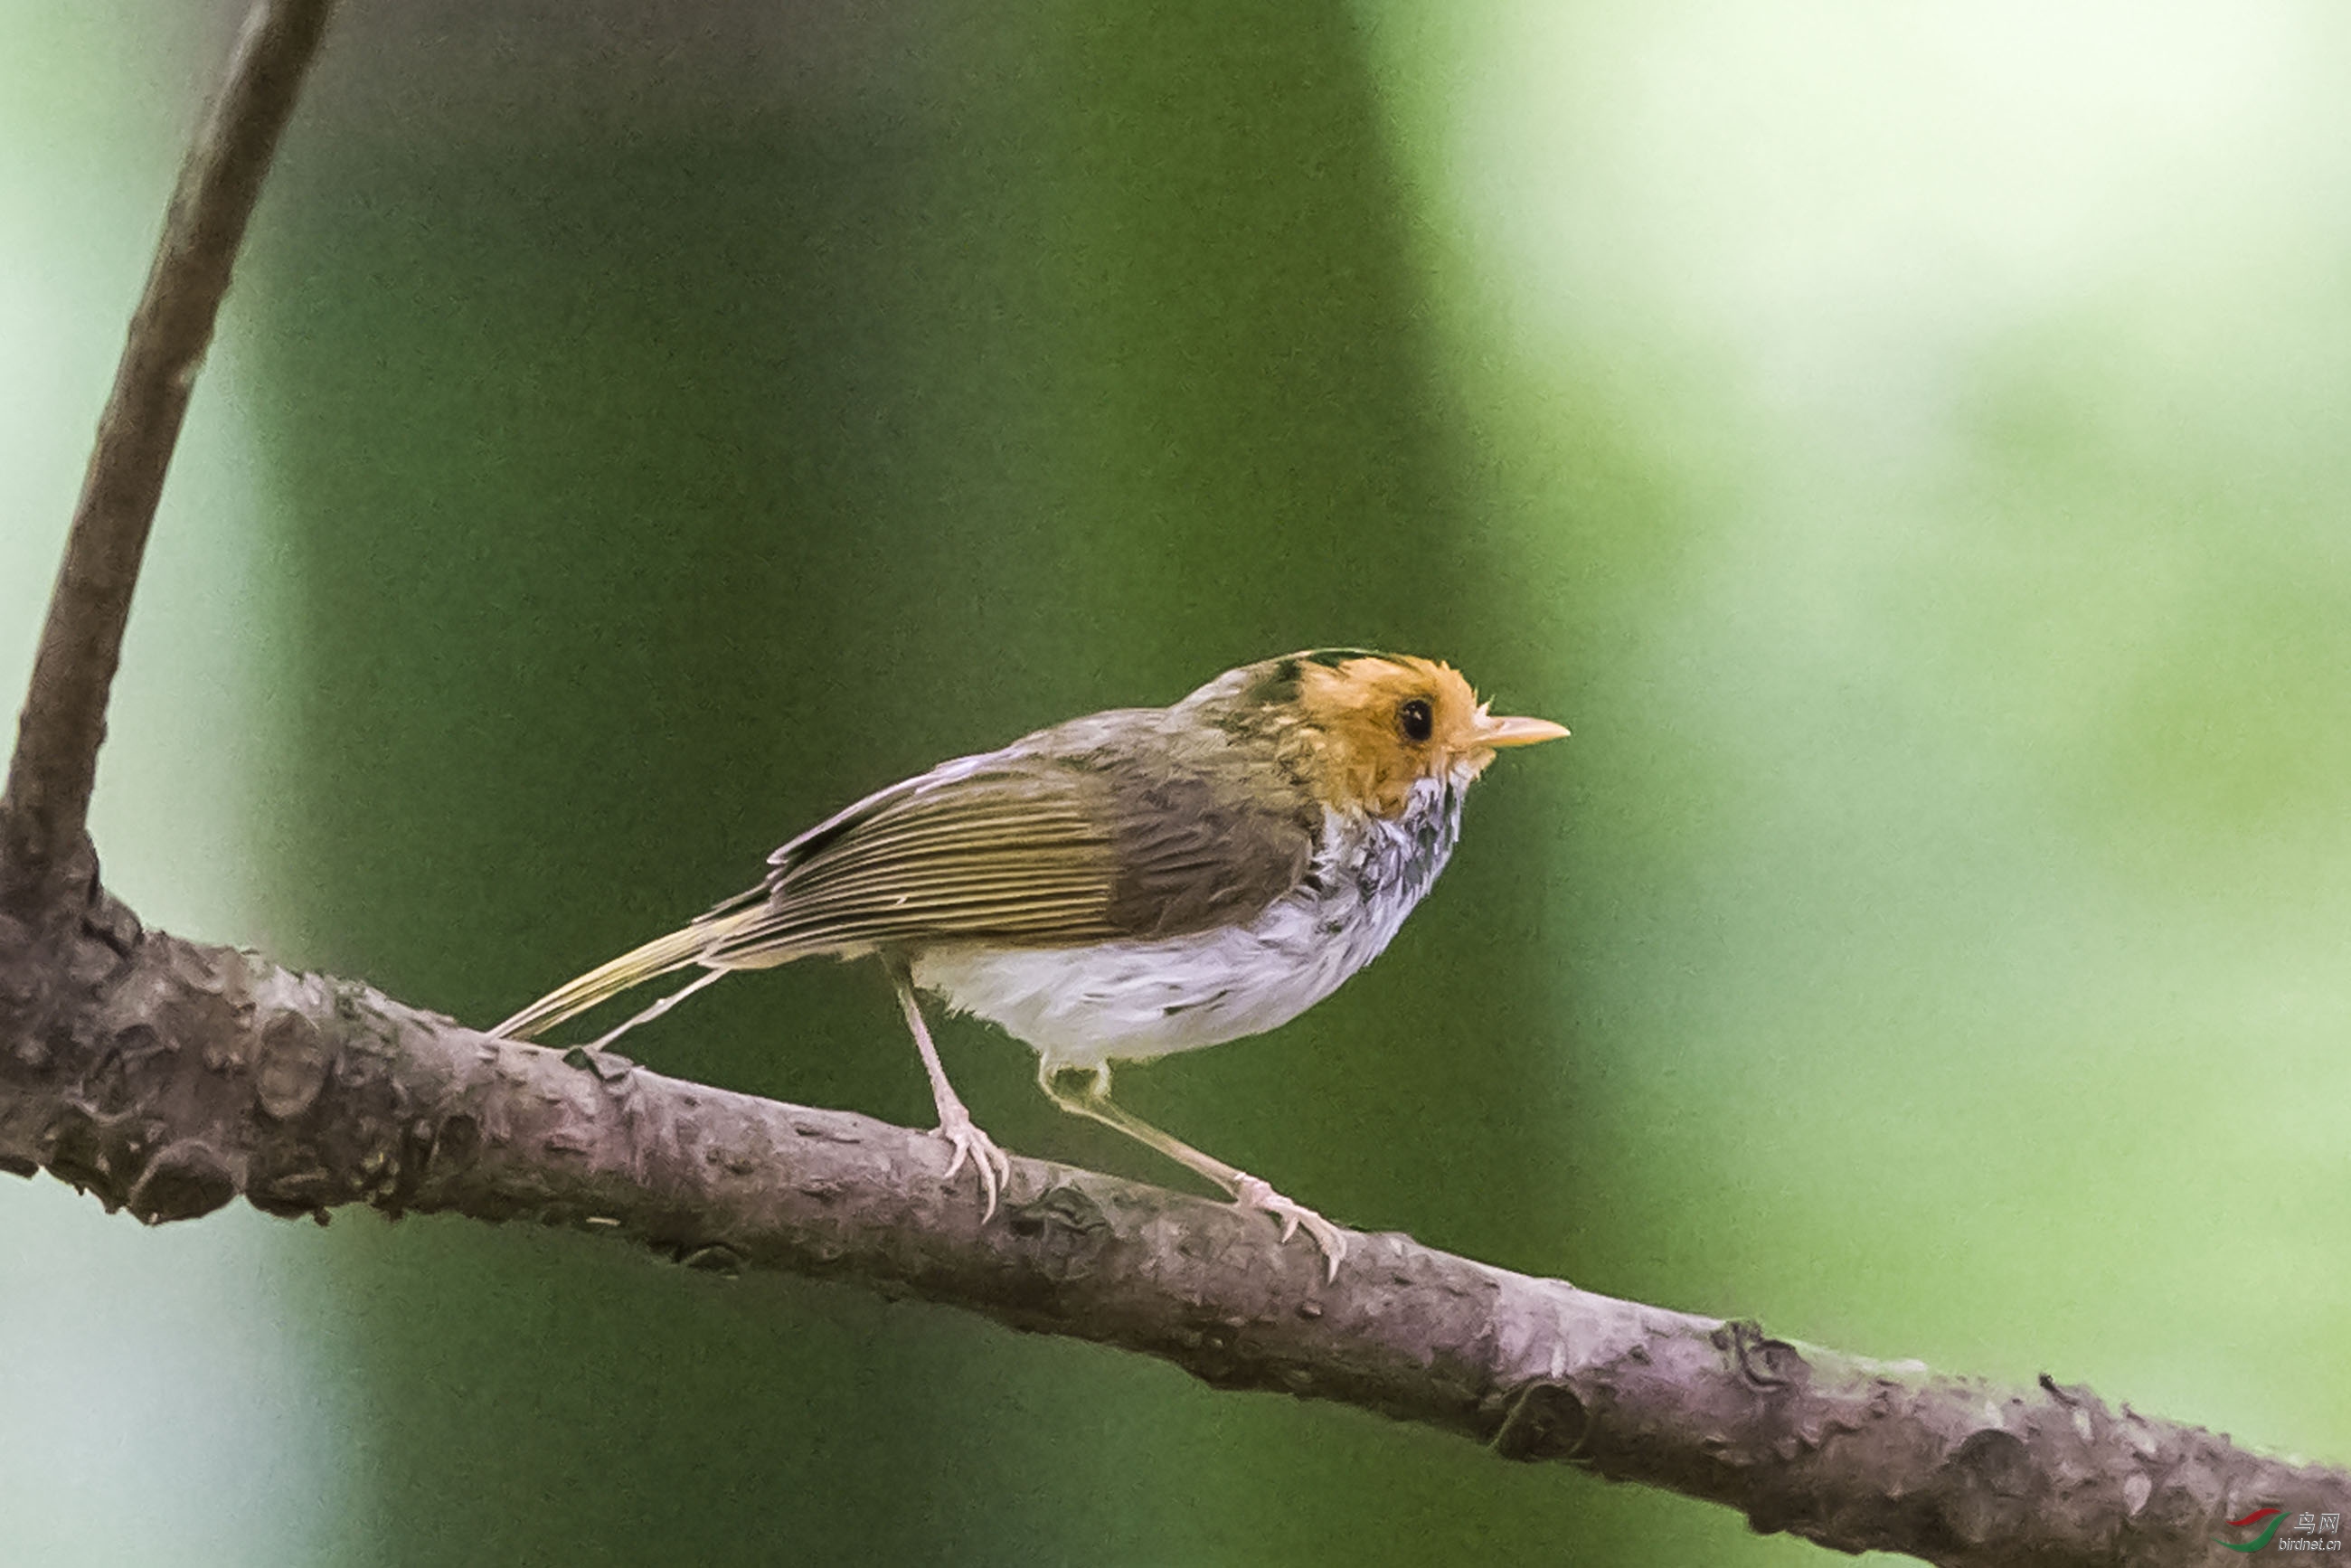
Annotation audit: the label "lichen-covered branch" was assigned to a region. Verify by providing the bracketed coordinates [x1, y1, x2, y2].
[0, 0, 333, 913]
[0, 892, 2338, 1567]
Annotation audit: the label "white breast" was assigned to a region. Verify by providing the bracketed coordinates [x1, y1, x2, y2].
[910, 778, 1466, 1072]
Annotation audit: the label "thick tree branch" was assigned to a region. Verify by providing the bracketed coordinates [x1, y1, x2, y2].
[0, 0, 333, 914]
[0, 904, 2341, 1566]
[3, 5, 2346, 1563]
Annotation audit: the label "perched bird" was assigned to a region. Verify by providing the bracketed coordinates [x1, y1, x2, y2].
[491, 649, 1566, 1276]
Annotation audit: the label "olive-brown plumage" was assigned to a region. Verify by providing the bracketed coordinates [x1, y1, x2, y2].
[493, 649, 1566, 1276]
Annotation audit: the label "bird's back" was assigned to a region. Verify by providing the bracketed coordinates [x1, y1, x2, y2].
[701, 704, 1322, 968]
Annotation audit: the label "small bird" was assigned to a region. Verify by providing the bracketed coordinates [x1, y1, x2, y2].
[492, 649, 1566, 1276]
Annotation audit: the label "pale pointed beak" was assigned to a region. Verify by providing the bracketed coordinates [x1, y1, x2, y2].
[1473, 710, 1570, 748]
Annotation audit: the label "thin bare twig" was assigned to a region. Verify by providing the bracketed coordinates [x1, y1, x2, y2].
[0, 0, 335, 913]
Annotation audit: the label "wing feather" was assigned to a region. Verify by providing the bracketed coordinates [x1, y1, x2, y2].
[703, 760, 1128, 961]
[496, 713, 1327, 1041]
[713, 722, 1318, 961]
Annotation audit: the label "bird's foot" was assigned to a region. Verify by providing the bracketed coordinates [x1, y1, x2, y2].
[934, 1105, 1014, 1221]
[1232, 1174, 1346, 1281]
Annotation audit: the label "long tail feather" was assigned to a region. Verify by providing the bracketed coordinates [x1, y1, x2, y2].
[490, 902, 767, 1042]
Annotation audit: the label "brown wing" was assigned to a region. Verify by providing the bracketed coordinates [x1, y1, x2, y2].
[491, 711, 1321, 1042]
[703, 714, 1318, 963]
[1099, 763, 1318, 939]
[703, 757, 1127, 960]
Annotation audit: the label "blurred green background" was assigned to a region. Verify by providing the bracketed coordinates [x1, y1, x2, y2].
[5, 1, 2348, 1563]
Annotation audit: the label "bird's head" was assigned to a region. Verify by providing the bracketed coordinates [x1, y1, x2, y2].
[1197, 649, 1568, 817]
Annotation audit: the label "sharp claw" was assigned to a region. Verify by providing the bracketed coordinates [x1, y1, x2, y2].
[975, 1140, 1001, 1221]
[933, 1110, 1008, 1223]
[988, 1147, 1013, 1214]
[1231, 1174, 1345, 1279]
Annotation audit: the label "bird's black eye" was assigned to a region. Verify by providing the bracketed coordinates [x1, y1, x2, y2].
[1399, 697, 1434, 742]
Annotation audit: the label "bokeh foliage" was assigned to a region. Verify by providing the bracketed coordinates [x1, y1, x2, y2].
[4, 1, 2346, 1563]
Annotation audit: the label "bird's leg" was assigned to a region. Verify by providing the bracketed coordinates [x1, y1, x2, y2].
[1039, 1063, 1345, 1280]
[885, 957, 1011, 1219]
[583, 966, 729, 1053]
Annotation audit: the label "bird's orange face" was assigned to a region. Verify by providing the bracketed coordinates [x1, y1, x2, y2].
[1290, 653, 1568, 817]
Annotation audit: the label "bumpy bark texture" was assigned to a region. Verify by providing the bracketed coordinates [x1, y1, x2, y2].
[0, 874, 2340, 1567]
[5, 2, 2345, 1562]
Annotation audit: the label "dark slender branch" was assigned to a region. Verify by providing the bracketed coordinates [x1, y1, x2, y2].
[0, 905, 2340, 1567]
[0, 0, 334, 913]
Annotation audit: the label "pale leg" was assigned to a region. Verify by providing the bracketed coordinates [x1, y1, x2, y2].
[1039, 1062, 1345, 1280]
[885, 957, 1012, 1218]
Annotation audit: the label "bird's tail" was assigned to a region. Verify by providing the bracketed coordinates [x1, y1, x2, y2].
[490, 896, 769, 1042]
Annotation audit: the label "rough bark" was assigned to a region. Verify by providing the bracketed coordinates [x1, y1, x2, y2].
[0, 890, 2343, 1565]
[4, 3, 2346, 1564]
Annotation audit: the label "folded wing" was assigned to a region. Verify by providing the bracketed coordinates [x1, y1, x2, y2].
[494, 721, 1318, 1042]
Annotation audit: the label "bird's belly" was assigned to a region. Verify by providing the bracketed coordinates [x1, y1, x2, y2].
[911, 881, 1417, 1071]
